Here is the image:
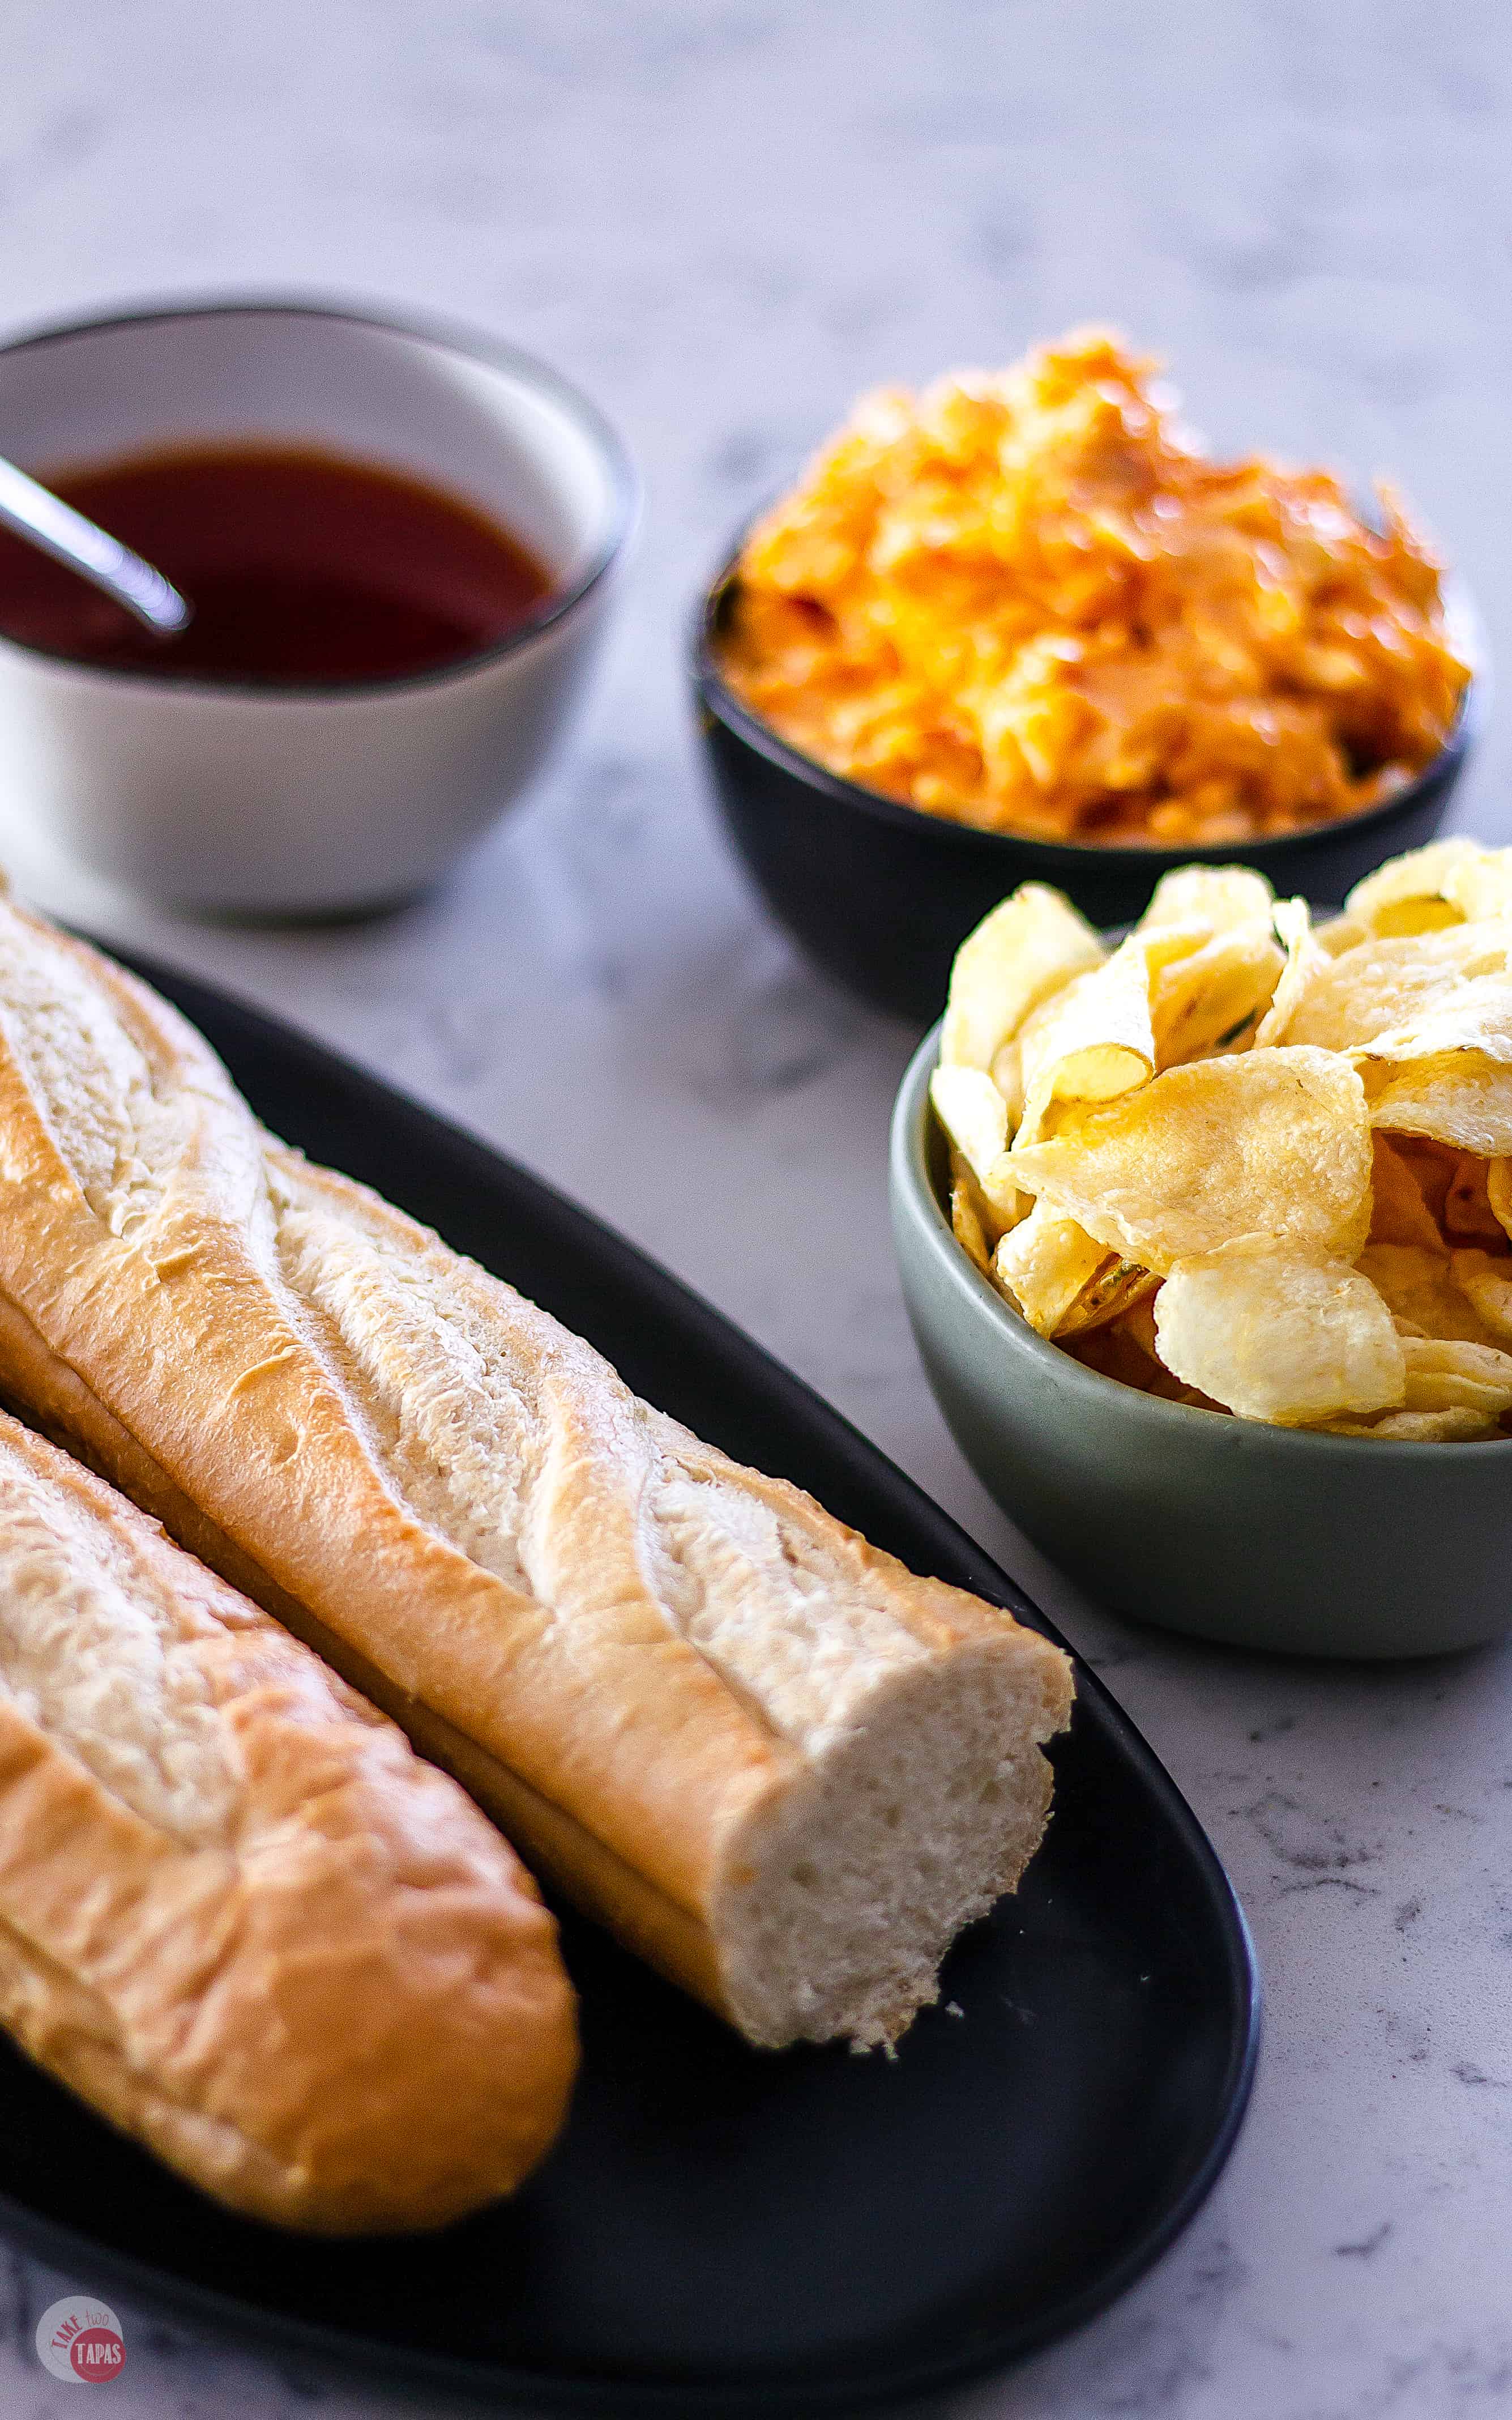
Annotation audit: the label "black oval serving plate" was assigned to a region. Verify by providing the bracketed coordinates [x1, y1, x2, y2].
[0, 950, 1260, 2414]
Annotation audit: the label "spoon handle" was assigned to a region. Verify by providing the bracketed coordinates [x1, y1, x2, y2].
[0, 456, 191, 637]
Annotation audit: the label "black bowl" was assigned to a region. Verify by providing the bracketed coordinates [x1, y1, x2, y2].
[692, 553, 1481, 1024]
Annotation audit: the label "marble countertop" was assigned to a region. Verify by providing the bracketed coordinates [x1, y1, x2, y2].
[4, 2, 1512, 2412]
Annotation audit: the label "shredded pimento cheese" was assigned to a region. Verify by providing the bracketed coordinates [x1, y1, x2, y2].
[719, 331, 1468, 846]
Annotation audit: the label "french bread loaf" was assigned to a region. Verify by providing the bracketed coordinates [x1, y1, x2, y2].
[0, 902, 1073, 2050]
[0, 1404, 576, 2231]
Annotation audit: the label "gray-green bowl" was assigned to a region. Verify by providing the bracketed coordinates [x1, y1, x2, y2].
[890, 1025, 1512, 1659]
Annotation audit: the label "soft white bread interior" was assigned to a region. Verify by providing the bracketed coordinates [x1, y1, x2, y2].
[0, 903, 1074, 2050]
[0, 1406, 576, 2231]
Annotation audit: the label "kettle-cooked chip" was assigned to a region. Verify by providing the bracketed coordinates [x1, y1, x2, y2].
[937, 844, 1512, 1441]
[1138, 868, 1288, 1063]
[1399, 1333, 1512, 1416]
[1152, 1243, 1405, 1424]
[1387, 1134, 1458, 1225]
[1136, 865, 1275, 937]
[1284, 923, 1512, 1056]
[1318, 1405, 1499, 1441]
[1056, 1257, 1158, 1339]
[1006, 1047, 1372, 1273]
[1442, 1152, 1505, 1241]
[950, 1179, 993, 1275]
[940, 883, 1104, 1072]
[993, 1203, 1110, 1336]
[1366, 1135, 1448, 1252]
[1356, 1242, 1499, 1346]
[1255, 897, 1329, 1046]
[1446, 1248, 1512, 1347]
[1317, 912, 1370, 958]
[1014, 910, 1286, 1149]
[1150, 926, 1285, 1067]
[1366, 1054, 1512, 1158]
[1013, 931, 1165, 1147]
[1352, 967, 1512, 1070]
[989, 1037, 1026, 1129]
[1346, 936, 1512, 1158]
[1347, 837, 1512, 937]
[930, 1066, 1010, 1188]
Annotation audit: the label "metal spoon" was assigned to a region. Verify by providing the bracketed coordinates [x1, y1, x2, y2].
[0, 453, 191, 637]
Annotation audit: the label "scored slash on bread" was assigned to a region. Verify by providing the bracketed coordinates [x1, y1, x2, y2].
[0, 1408, 575, 2231]
[0, 901, 1074, 2052]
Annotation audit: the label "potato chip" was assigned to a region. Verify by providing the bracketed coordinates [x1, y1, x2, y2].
[1283, 922, 1512, 1056]
[1306, 927, 1512, 1160]
[1013, 910, 1280, 1145]
[1070, 1288, 1220, 1405]
[968, 1159, 1030, 1238]
[1135, 866, 1275, 938]
[993, 1204, 1109, 1336]
[1366, 1135, 1448, 1253]
[1366, 1055, 1512, 1157]
[1152, 1243, 1404, 1424]
[1442, 1152, 1506, 1241]
[1115, 1291, 1162, 1362]
[1387, 1134, 1457, 1227]
[1013, 932, 1164, 1147]
[1315, 912, 1370, 958]
[950, 1180, 993, 1275]
[938, 846, 1512, 1439]
[1066, 1313, 1160, 1394]
[933, 1065, 1023, 1247]
[1347, 837, 1512, 937]
[1356, 1242, 1498, 1346]
[1355, 969, 1512, 1072]
[1318, 1405, 1498, 1441]
[1119, 1289, 1237, 1408]
[989, 1037, 1026, 1129]
[1150, 926, 1285, 1067]
[1254, 897, 1328, 1046]
[939, 883, 1104, 1073]
[930, 1066, 1009, 1187]
[1446, 1249, 1512, 1347]
[1136, 870, 1288, 1066]
[1006, 1047, 1372, 1274]
[1056, 1257, 1159, 1338]
[1399, 1333, 1512, 1416]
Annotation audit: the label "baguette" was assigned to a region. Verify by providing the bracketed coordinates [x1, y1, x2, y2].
[0, 1405, 575, 2231]
[0, 902, 1073, 2050]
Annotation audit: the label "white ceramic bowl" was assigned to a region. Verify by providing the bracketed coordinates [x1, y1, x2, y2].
[0, 299, 638, 914]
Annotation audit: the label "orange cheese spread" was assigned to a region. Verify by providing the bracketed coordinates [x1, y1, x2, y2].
[719, 331, 1468, 846]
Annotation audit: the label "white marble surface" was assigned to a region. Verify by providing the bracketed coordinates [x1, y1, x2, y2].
[2, 2, 1512, 2412]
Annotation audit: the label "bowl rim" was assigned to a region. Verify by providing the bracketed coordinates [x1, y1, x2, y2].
[0, 290, 642, 703]
[693, 534, 1483, 874]
[891, 1015, 1512, 1458]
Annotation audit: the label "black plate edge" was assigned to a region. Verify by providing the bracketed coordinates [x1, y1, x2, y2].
[0, 941, 1262, 2417]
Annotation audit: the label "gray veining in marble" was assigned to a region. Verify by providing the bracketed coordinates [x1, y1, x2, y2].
[3, 3, 1512, 2413]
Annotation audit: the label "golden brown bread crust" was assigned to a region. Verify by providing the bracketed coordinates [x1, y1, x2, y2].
[0, 1280, 729, 2000]
[0, 1409, 576, 2233]
[0, 905, 1073, 2046]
